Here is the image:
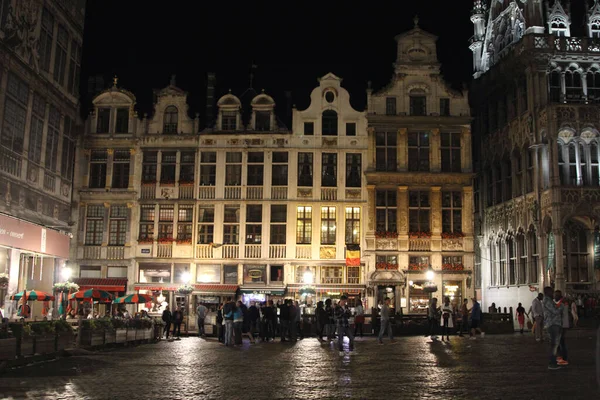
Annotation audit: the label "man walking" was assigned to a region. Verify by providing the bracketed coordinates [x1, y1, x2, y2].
[334, 295, 355, 355]
[196, 303, 208, 337]
[378, 298, 394, 344]
[278, 299, 291, 342]
[459, 298, 470, 337]
[162, 305, 172, 339]
[223, 297, 235, 346]
[544, 286, 564, 370]
[172, 306, 184, 339]
[248, 302, 260, 336]
[530, 293, 544, 342]
[469, 297, 484, 340]
[428, 297, 439, 340]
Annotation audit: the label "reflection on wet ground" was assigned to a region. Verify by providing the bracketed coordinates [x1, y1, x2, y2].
[0, 333, 597, 399]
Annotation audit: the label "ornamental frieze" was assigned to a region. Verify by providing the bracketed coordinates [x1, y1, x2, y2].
[555, 106, 576, 127]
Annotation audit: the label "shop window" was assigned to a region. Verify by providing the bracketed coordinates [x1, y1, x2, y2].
[139, 263, 171, 283]
[247, 152, 264, 186]
[442, 280, 463, 306]
[296, 206, 312, 244]
[271, 152, 288, 186]
[85, 205, 105, 245]
[139, 205, 155, 241]
[298, 153, 313, 187]
[376, 131, 397, 172]
[376, 190, 397, 232]
[224, 265, 238, 284]
[409, 281, 428, 313]
[109, 205, 128, 246]
[408, 132, 430, 172]
[107, 266, 128, 278]
[196, 265, 221, 283]
[79, 265, 101, 278]
[179, 151, 195, 183]
[320, 206, 336, 245]
[345, 153, 361, 188]
[111, 150, 130, 189]
[89, 150, 107, 188]
[142, 151, 158, 183]
[160, 151, 176, 184]
[270, 205, 287, 245]
[345, 207, 360, 245]
[321, 266, 342, 284]
[225, 152, 242, 186]
[200, 151, 216, 186]
[197, 205, 214, 244]
[244, 265, 266, 284]
[296, 266, 316, 284]
[321, 153, 337, 187]
[270, 265, 284, 282]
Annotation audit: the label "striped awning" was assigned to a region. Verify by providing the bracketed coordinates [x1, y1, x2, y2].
[74, 278, 127, 292]
[193, 284, 238, 294]
[287, 285, 365, 295]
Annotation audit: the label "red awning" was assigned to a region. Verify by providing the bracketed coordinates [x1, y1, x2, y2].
[193, 284, 238, 293]
[287, 285, 364, 295]
[134, 285, 179, 291]
[73, 278, 127, 292]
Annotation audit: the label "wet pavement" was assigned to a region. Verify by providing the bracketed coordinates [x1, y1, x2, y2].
[0, 331, 598, 400]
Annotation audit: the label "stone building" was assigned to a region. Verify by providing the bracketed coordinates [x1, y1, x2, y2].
[72, 72, 368, 326]
[364, 19, 473, 314]
[470, 0, 600, 310]
[0, 0, 85, 316]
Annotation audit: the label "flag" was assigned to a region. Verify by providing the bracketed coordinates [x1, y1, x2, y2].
[345, 244, 360, 267]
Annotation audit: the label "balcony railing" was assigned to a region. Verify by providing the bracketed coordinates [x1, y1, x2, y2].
[244, 244, 261, 258]
[321, 277, 342, 284]
[295, 245, 311, 259]
[247, 186, 263, 200]
[0, 148, 21, 177]
[224, 186, 241, 199]
[157, 243, 173, 258]
[347, 277, 360, 284]
[409, 238, 431, 251]
[269, 244, 286, 258]
[321, 187, 337, 201]
[43, 172, 56, 192]
[83, 246, 102, 259]
[198, 186, 215, 199]
[106, 246, 125, 260]
[271, 186, 288, 200]
[141, 184, 156, 199]
[195, 244, 213, 259]
[222, 244, 239, 259]
[179, 185, 195, 199]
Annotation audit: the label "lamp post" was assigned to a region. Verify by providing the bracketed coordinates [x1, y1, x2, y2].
[424, 266, 437, 304]
[181, 272, 191, 335]
[61, 266, 72, 282]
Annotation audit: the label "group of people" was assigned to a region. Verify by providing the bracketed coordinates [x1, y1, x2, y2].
[424, 296, 484, 341]
[160, 306, 185, 339]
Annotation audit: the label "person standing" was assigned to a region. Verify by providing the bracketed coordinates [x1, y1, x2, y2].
[196, 303, 208, 337]
[459, 299, 470, 337]
[248, 302, 260, 337]
[223, 297, 235, 346]
[543, 286, 564, 370]
[278, 299, 291, 342]
[440, 297, 454, 341]
[469, 297, 484, 340]
[233, 301, 244, 345]
[354, 300, 365, 338]
[315, 301, 328, 342]
[216, 303, 224, 343]
[172, 306, 184, 338]
[325, 299, 335, 341]
[378, 298, 394, 344]
[428, 297, 439, 340]
[294, 301, 304, 340]
[262, 300, 276, 342]
[161, 306, 172, 339]
[556, 291, 570, 366]
[530, 293, 544, 342]
[334, 295, 355, 355]
[570, 299, 579, 328]
[516, 303, 527, 334]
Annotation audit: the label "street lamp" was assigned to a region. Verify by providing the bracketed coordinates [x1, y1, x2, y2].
[181, 272, 191, 284]
[425, 266, 435, 282]
[61, 266, 72, 282]
[302, 267, 314, 284]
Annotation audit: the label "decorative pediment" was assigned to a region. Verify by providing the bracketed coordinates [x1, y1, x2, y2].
[369, 270, 404, 286]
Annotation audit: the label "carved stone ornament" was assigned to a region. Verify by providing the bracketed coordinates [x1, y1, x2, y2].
[18, 189, 25, 207]
[61, 183, 70, 197]
[53, 205, 59, 219]
[161, 187, 174, 199]
[37, 197, 43, 213]
[322, 138, 337, 147]
[442, 238, 463, 251]
[28, 165, 38, 183]
[345, 189, 361, 199]
[5, 182, 11, 206]
[320, 246, 336, 259]
[1, 0, 41, 72]
[297, 188, 312, 198]
[375, 238, 398, 250]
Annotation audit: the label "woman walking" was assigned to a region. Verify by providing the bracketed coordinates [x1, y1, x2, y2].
[516, 302, 527, 334]
[570, 299, 579, 328]
[440, 297, 454, 341]
[354, 300, 365, 337]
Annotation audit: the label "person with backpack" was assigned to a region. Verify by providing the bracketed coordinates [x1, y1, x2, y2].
[223, 297, 235, 346]
[334, 295, 354, 355]
[469, 297, 484, 340]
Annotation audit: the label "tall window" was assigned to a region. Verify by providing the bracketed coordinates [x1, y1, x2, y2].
[255, 111, 270, 131]
[579, 143, 587, 185]
[225, 152, 242, 186]
[587, 68, 600, 102]
[440, 98, 450, 116]
[321, 206, 336, 244]
[96, 108, 110, 133]
[115, 108, 129, 133]
[529, 229, 539, 283]
[591, 143, 599, 186]
[409, 90, 426, 116]
[60, 116, 75, 180]
[346, 154, 361, 187]
[518, 234, 527, 284]
[2, 73, 29, 154]
[376, 190, 397, 232]
[321, 266, 342, 284]
[85, 205, 105, 245]
[246, 205, 263, 244]
[160, 151, 176, 184]
[53, 25, 68, 85]
[375, 131, 397, 171]
[222, 111, 237, 130]
[345, 207, 360, 244]
[489, 242, 497, 286]
[29, 93, 45, 164]
[494, 164, 502, 204]
[142, 151, 158, 183]
[199, 151, 216, 186]
[158, 205, 174, 240]
[498, 240, 506, 286]
[346, 122, 356, 136]
[223, 206, 240, 244]
[514, 151, 523, 197]
[45, 106, 60, 172]
[177, 205, 193, 241]
[272, 152, 288, 186]
[247, 152, 264, 186]
[270, 205, 287, 244]
[296, 206, 312, 244]
[564, 222, 589, 283]
[139, 205, 155, 241]
[39, 8, 54, 72]
[112, 150, 130, 189]
[565, 67, 582, 101]
[179, 151, 195, 183]
[89, 150, 107, 188]
[197, 206, 214, 244]
[503, 157, 512, 201]
[408, 132, 430, 172]
[508, 237, 516, 285]
[441, 132, 461, 172]
[109, 206, 127, 246]
[549, 70, 562, 103]
[322, 153, 337, 187]
[409, 191, 430, 233]
[68, 40, 82, 96]
[486, 168, 493, 207]
[322, 110, 338, 135]
[385, 97, 397, 115]
[298, 153, 313, 187]
[475, 239, 482, 288]
[441, 191, 462, 233]
[163, 106, 178, 134]
[304, 122, 314, 135]
[526, 148, 534, 193]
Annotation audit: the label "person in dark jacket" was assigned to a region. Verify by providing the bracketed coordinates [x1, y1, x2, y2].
[223, 297, 235, 346]
[248, 302, 260, 335]
[162, 306, 172, 339]
[325, 299, 335, 341]
[278, 300, 291, 342]
[315, 301, 328, 342]
[262, 301, 276, 342]
[172, 306, 184, 338]
[216, 303, 224, 342]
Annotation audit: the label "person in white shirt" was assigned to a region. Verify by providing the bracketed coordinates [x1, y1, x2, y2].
[529, 293, 544, 342]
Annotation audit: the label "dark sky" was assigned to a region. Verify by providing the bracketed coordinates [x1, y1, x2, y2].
[81, 1, 474, 123]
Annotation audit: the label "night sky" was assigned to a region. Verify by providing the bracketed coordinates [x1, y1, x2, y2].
[81, 1, 475, 123]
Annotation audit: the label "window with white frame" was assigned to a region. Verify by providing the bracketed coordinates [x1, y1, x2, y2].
[376, 131, 397, 172]
[197, 205, 214, 244]
[498, 240, 506, 286]
[489, 241, 497, 286]
[109, 205, 128, 246]
[408, 132, 430, 172]
[346, 153, 361, 187]
[296, 206, 312, 244]
[590, 19, 600, 38]
[139, 205, 155, 241]
[225, 152, 242, 186]
[246, 205, 262, 244]
[272, 152, 288, 186]
[508, 237, 516, 285]
[222, 111, 237, 131]
[517, 234, 527, 284]
[270, 205, 287, 245]
[160, 151, 176, 184]
[321, 153, 337, 187]
[142, 151, 157, 183]
[441, 132, 461, 173]
[112, 150, 130, 189]
[89, 150, 107, 188]
[320, 206, 336, 245]
[179, 151, 195, 183]
[549, 17, 569, 37]
[177, 205, 193, 241]
[321, 266, 342, 284]
[565, 66, 582, 101]
[199, 151, 216, 186]
[2, 73, 28, 154]
[85, 205, 105, 246]
[322, 110, 338, 136]
[385, 97, 396, 115]
[298, 152, 313, 187]
[409, 191, 430, 233]
[163, 106, 178, 134]
[345, 207, 360, 245]
[158, 205, 174, 240]
[563, 222, 589, 283]
[376, 190, 397, 232]
[223, 206, 240, 244]
[529, 229, 539, 284]
[441, 191, 462, 234]
[247, 152, 264, 186]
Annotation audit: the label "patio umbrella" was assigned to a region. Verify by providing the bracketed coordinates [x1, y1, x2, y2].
[113, 294, 153, 304]
[69, 289, 113, 301]
[10, 290, 55, 301]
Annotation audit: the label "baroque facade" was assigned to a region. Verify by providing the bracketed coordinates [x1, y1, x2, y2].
[73, 73, 368, 324]
[364, 19, 474, 314]
[0, 0, 85, 315]
[470, 0, 600, 311]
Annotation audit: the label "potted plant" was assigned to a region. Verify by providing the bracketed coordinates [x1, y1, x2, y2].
[375, 231, 399, 239]
[79, 320, 106, 346]
[9, 323, 34, 357]
[126, 318, 136, 342]
[53, 282, 80, 293]
[54, 320, 74, 351]
[112, 318, 128, 343]
[409, 231, 432, 239]
[175, 238, 192, 245]
[177, 284, 194, 295]
[0, 272, 9, 289]
[158, 237, 175, 244]
[137, 237, 154, 245]
[103, 318, 116, 345]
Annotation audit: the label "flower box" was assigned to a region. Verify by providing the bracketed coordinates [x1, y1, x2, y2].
[375, 231, 399, 239]
[126, 329, 136, 342]
[178, 181, 194, 186]
[137, 238, 154, 244]
[115, 328, 127, 343]
[442, 263, 464, 271]
[0, 338, 17, 361]
[408, 232, 432, 239]
[408, 264, 428, 271]
[34, 334, 56, 354]
[159, 181, 175, 186]
[19, 335, 34, 357]
[56, 332, 74, 351]
[376, 262, 398, 270]
[176, 239, 192, 245]
[441, 232, 465, 239]
[157, 238, 174, 244]
[79, 329, 104, 346]
[104, 330, 116, 344]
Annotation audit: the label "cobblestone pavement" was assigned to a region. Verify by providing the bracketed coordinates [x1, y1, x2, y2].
[0, 331, 598, 400]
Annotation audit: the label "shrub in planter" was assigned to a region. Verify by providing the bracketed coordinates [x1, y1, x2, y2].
[80, 320, 108, 346]
[9, 323, 34, 357]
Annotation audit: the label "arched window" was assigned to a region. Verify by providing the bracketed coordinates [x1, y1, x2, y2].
[503, 156, 512, 201]
[528, 228, 539, 283]
[549, 70, 561, 102]
[586, 68, 600, 102]
[590, 142, 599, 186]
[514, 150, 523, 197]
[498, 239, 506, 286]
[485, 168, 493, 207]
[557, 141, 567, 184]
[589, 19, 600, 38]
[565, 67, 582, 101]
[563, 222, 589, 283]
[494, 163, 502, 205]
[568, 143, 579, 185]
[517, 234, 527, 284]
[525, 146, 534, 193]
[507, 237, 516, 285]
[579, 142, 587, 185]
[550, 18, 568, 37]
[322, 110, 338, 136]
[163, 106, 178, 134]
[489, 240, 497, 286]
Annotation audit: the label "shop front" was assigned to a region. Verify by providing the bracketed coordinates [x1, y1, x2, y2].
[240, 264, 286, 305]
[367, 269, 405, 313]
[0, 214, 70, 319]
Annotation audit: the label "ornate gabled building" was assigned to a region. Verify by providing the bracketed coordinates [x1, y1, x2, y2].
[365, 19, 474, 314]
[0, 0, 85, 317]
[470, 0, 600, 312]
[72, 72, 369, 326]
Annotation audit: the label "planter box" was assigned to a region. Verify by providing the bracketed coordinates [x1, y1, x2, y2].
[153, 325, 163, 340]
[35, 334, 56, 354]
[115, 329, 127, 343]
[56, 332, 74, 351]
[104, 330, 116, 344]
[126, 329, 136, 342]
[0, 338, 17, 360]
[19, 336, 34, 357]
[80, 330, 104, 346]
[143, 328, 152, 341]
[135, 329, 144, 341]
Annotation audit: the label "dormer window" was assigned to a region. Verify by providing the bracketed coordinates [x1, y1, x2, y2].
[409, 89, 427, 116]
[255, 111, 271, 131]
[163, 106, 178, 134]
[222, 111, 237, 131]
[590, 20, 600, 38]
[115, 108, 129, 133]
[549, 18, 569, 37]
[96, 108, 110, 133]
[322, 110, 338, 136]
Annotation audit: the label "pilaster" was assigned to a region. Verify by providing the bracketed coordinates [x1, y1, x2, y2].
[397, 128, 407, 171]
[430, 128, 440, 172]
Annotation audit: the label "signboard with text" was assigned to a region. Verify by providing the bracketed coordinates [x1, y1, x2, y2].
[0, 214, 69, 258]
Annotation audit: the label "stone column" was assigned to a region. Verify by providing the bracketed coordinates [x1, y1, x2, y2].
[553, 228, 565, 292]
[367, 127, 376, 169]
[430, 128, 440, 172]
[397, 128, 407, 172]
[367, 185, 376, 234]
[430, 186, 442, 235]
[397, 186, 408, 235]
[106, 149, 114, 190]
[461, 126, 472, 173]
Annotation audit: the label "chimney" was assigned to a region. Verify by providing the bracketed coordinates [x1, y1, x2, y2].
[206, 72, 216, 127]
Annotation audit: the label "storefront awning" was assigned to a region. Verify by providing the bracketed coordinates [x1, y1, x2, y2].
[287, 285, 365, 295]
[134, 284, 179, 291]
[74, 278, 127, 292]
[240, 287, 285, 295]
[193, 284, 238, 294]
